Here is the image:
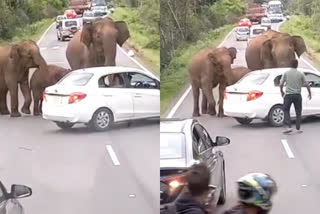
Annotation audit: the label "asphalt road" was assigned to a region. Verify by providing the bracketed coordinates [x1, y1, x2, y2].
[167, 22, 320, 213]
[0, 23, 159, 213]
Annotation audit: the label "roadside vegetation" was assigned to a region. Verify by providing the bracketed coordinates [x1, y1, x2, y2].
[0, 0, 67, 42]
[280, 0, 320, 67]
[111, 0, 160, 75]
[160, 0, 247, 114]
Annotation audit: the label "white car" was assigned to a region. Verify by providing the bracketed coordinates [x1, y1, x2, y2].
[248, 26, 268, 43]
[261, 17, 271, 29]
[235, 26, 250, 41]
[224, 68, 320, 127]
[42, 67, 160, 131]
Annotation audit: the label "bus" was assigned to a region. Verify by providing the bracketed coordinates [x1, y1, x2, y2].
[268, 0, 283, 13]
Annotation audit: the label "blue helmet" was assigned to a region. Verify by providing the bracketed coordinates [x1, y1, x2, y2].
[237, 173, 277, 210]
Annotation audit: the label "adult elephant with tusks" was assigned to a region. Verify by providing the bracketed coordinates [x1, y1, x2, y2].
[0, 40, 48, 117]
[66, 17, 130, 69]
[189, 46, 237, 117]
[246, 30, 307, 71]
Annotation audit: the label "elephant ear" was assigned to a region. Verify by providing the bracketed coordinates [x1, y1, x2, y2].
[227, 47, 237, 64]
[291, 36, 306, 57]
[261, 39, 274, 68]
[10, 44, 20, 59]
[80, 23, 93, 48]
[115, 21, 130, 47]
[208, 53, 218, 66]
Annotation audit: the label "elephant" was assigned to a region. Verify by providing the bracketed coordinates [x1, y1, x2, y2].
[66, 17, 130, 70]
[226, 66, 251, 86]
[30, 65, 71, 116]
[0, 40, 47, 117]
[189, 46, 237, 117]
[246, 30, 307, 71]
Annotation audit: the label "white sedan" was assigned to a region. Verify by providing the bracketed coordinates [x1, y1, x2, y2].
[42, 66, 160, 131]
[224, 68, 320, 126]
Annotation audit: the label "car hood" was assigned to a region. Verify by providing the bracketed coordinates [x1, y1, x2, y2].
[160, 159, 187, 168]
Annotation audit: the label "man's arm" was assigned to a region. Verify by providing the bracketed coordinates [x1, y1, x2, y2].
[302, 74, 312, 99]
[279, 73, 286, 97]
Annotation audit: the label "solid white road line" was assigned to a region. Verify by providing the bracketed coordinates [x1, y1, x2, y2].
[166, 29, 235, 118]
[52, 46, 60, 49]
[281, 139, 295, 159]
[37, 22, 55, 45]
[106, 145, 120, 166]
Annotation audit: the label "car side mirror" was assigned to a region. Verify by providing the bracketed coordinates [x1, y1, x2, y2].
[10, 184, 32, 199]
[215, 136, 230, 146]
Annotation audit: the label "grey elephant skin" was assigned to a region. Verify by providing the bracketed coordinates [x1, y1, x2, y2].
[66, 17, 130, 69]
[0, 40, 47, 117]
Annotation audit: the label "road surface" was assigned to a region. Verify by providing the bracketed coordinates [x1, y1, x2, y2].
[167, 22, 320, 213]
[0, 23, 159, 213]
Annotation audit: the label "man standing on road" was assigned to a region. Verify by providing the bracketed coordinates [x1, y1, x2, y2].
[223, 173, 277, 214]
[175, 163, 216, 214]
[280, 59, 312, 134]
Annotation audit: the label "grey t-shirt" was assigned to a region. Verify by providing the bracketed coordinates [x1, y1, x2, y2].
[280, 69, 307, 94]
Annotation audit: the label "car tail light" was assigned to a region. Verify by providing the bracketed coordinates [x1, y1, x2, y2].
[224, 90, 227, 99]
[68, 92, 86, 104]
[42, 92, 46, 101]
[247, 90, 263, 101]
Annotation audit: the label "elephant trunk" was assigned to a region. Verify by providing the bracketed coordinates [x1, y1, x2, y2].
[34, 54, 48, 72]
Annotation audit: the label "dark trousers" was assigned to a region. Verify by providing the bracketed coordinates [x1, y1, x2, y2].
[283, 94, 302, 130]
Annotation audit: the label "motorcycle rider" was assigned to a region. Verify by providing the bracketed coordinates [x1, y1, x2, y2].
[223, 173, 277, 214]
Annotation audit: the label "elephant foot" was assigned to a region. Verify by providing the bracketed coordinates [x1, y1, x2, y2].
[217, 112, 225, 117]
[10, 112, 21, 117]
[201, 109, 207, 114]
[33, 112, 41, 116]
[0, 109, 10, 115]
[21, 107, 31, 115]
[192, 112, 201, 117]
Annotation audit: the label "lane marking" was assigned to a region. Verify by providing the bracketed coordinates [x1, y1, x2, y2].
[40, 47, 47, 50]
[52, 46, 60, 49]
[37, 22, 55, 45]
[105, 145, 120, 166]
[166, 29, 234, 118]
[281, 139, 295, 159]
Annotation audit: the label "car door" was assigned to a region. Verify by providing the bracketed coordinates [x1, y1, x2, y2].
[303, 72, 320, 115]
[126, 72, 160, 118]
[98, 73, 134, 121]
[192, 124, 221, 203]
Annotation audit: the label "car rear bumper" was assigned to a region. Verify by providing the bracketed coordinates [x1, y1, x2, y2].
[236, 35, 248, 40]
[224, 100, 268, 119]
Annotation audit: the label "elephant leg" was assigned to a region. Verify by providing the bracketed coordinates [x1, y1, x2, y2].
[8, 84, 21, 117]
[192, 86, 200, 117]
[32, 89, 41, 116]
[218, 83, 227, 117]
[202, 83, 216, 116]
[201, 90, 207, 114]
[20, 80, 31, 115]
[0, 86, 10, 115]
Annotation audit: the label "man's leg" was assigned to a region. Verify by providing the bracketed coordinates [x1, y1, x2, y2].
[283, 95, 293, 133]
[293, 94, 302, 131]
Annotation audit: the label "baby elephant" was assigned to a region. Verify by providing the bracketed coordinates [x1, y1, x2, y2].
[226, 66, 251, 86]
[31, 65, 71, 115]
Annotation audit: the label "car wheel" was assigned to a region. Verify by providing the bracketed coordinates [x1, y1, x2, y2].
[55, 122, 74, 129]
[89, 108, 114, 131]
[235, 117, 253, 125]
[218, 162, 226, 205]
[268, 105, 284, 127]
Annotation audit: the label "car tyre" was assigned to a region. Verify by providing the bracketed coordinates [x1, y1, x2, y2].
[55, 122, 74, 129]
[268, 105, 284, 127]
[235, 117, 253, 125]
[88, 108, 114, 132]
[218, 162, 226, 205]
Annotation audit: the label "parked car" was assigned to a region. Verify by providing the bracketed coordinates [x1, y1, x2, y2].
[57, 19, 81, 41]
[42, 67, 160, 131]
[237, 18, 252, 28]
[64, 9, 77, 19]
[236, 26, 250, 41]
[267, 12, 284, 22]
[160, 118, 230, 213]
[0, 181, 32, 214]
[261, 17, 272, 29]
[247, 25, 268, 43]
[55, 15, 66, 28]
[82, 10, 107, 24]
[223, 68, 320, 126]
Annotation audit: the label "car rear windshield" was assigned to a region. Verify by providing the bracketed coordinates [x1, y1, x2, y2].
[252, 29, 265, 35]
[262, 19, 271, 23]
[58, 73, 93, 86]
[65, 21, 77, 27]
[160, 133, 186, 159]
[238, 28, 249, 32]
[84, 12, 94, 17]
[238, 73, 269, 85]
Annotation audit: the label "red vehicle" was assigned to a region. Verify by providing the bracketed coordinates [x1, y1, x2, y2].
[64, 9, 77, 19]
[246, 3, 267, 23]
[237, 18, 252, 28]
[68, 0, 91, 15]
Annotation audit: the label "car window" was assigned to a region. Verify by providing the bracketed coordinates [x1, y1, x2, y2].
[98, 74, 125, 88]
[127, 72, 158, 89]
[238, 73, 269, 85]
[252, 29, 265, 35]
[65, 21, 77, 27]
[238, 28, 249, 33]
[194, 124, 212, 149]
[304, 73, 320, 87]
[58, 73, 93, 86]
[160, 133, 185, 159]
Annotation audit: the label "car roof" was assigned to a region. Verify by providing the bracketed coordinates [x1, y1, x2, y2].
[249, 67, 316, 76]
[71, 66, 158, 79]
[160, 118, 195, 133]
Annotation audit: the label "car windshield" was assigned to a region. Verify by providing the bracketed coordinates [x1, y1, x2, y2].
[262, 19, 270, 24]
[252, 29, 265, 35]
[238, 28, 249, 32]
[84, 12, 94, 17]
[238, 73, 269, 85]
[160, 133, 185, 159]
[65, 21, 77, 27]
[58, 73, 93, 86]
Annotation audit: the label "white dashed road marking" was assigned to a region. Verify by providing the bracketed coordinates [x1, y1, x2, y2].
[106, 145, 120, 166]
[281, 139, 295, 159]
[52, 46, 60, 49]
